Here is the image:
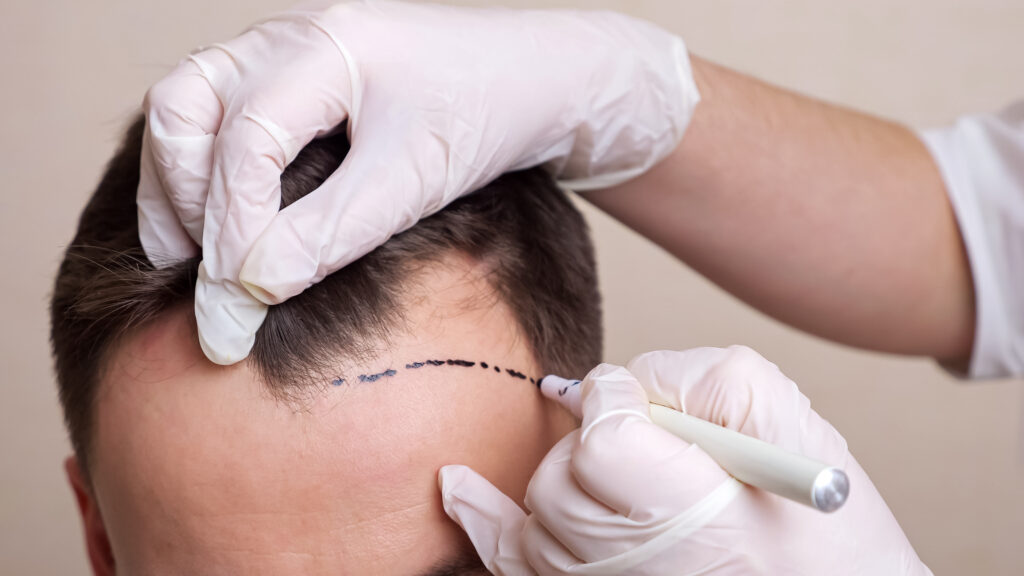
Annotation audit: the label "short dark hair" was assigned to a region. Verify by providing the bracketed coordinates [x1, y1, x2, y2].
[50, 116, 602, 473]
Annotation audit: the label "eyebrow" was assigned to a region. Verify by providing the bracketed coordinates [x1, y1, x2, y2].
[418, 552, 489, 576]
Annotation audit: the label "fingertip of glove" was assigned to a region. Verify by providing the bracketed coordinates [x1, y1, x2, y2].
[438, 464, 469, 495]
[438, 465, 483, 527]
[197, 327, 252, 365]
[238, 224, 322, 306]
[584, 362, 634, 383]
[240, 277, 283, 306]
[194, 268, 268, 365]
[579, 364, 649, 417]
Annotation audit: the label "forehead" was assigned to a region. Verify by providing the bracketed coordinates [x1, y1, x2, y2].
[89, 303, 562, 575]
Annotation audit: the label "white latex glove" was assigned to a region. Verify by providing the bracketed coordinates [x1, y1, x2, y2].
[439, 346, 932, 575]
[137, 0, 699, 364]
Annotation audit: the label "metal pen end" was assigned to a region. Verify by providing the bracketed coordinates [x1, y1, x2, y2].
[811, 467, 850, 513]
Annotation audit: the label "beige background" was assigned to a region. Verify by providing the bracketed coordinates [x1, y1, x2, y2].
[2, 0, 1022, 573]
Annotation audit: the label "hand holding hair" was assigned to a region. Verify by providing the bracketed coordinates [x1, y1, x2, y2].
[137, 0, 699, 365]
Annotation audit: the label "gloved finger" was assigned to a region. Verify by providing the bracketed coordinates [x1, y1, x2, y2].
[192, 21, 354, 364]
[239, 127, 444, 304]
[525, 429, 668, 567]
[569, 364, 734, 521]
[136, 20, 291, 263]
[525, 426, 743, 574]
[519, 514, 586, 576]
[524, 367, 733, 563]
[193, 58, 353, 363]
[525, 430, 629, 564]
[619, 347, 733, 412]
[627, 347, 849, 464]
[439, 465, 534, 576]
[193, 108, 284, 364]
[137, 119, 199, 267]
[194, 262, 267, 365]
[137, 59, 221, 264]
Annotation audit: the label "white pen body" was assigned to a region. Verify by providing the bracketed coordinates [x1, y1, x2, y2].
[540, 374, 848, 512]
[649, 404, 847, 512]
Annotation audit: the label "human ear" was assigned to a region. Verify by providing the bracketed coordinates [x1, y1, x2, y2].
[65, 456, 115, 576]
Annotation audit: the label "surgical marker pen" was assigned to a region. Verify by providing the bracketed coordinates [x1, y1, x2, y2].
[540, 375, 850, 513]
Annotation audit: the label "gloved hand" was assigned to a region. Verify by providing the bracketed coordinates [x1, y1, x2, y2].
[439, 346, 933, 575]
[137, 0, 699, 364]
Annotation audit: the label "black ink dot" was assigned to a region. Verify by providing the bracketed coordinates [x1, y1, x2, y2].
[345, 360, 541, 389]
[359, 369, 397, 383]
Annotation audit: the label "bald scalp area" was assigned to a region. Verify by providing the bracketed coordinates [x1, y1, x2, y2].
[87, 255, 576, 575]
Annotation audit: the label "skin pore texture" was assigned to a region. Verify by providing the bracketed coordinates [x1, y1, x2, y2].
[66, 252, 578, 575]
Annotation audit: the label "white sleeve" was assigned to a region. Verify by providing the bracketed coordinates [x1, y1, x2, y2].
[919, 101, 1024, 379]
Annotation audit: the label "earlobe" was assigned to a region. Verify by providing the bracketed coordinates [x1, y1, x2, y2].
[65, 456, 116, 576]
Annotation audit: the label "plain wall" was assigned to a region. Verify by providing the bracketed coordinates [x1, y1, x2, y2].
[2, 0, 1022, 573]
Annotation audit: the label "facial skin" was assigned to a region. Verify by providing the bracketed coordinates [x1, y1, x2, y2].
[65, 254, 580, 575]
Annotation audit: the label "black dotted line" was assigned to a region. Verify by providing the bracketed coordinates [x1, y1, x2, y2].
[331, 358, 542, 388]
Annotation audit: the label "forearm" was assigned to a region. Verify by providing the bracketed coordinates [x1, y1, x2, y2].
[585, 56, 974, 363]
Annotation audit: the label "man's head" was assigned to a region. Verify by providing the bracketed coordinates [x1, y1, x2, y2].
[51, 117, 602, 574]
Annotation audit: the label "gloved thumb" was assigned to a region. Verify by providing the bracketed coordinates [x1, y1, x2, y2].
[439, 465, 534, 576]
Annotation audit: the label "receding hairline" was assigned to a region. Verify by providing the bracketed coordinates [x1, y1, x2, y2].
[51, 114, 603, 475]
[93, 249, 535, 415]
